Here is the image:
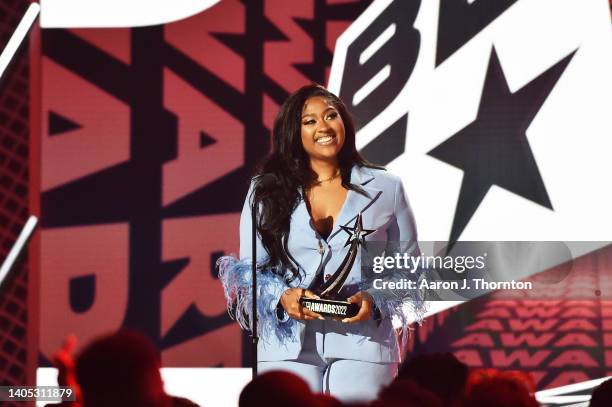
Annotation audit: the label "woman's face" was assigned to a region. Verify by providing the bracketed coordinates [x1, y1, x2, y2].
[300, 96, 345, 163]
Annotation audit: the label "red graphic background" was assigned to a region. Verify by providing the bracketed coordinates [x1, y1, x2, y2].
[0, 0, 608, 392]
[410, 248, 612, 389]
[0, 0, 31, 402]
[32, 0, 373, 369]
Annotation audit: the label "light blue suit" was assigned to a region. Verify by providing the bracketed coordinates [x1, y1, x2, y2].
[236, 164, 419, 359]
[221, 164, 420, 400]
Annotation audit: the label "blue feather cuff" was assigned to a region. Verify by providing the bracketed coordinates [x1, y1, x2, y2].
[216, 255, 297, 344]
[360, 269, 428, 348]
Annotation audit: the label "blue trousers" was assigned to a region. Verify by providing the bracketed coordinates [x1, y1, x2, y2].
[258, 321, 397, 402]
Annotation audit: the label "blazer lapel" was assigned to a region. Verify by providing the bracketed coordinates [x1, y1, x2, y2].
[327, 165, 381, 243]
[291, 165, 382, 242]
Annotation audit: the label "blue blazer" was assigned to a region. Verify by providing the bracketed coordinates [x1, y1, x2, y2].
[219, 164, 420, 363]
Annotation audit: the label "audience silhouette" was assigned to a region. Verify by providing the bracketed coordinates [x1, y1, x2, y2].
[48, 334, 608, 406]
[49, 330, 198, 407]
[589, 377, 612, 407]
[397, 352, 467, 406]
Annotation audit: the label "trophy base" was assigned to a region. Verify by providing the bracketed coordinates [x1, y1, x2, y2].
[299, 297, 359, 318]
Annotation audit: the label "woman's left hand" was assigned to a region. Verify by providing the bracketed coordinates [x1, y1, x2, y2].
[342, 291, 373, 323]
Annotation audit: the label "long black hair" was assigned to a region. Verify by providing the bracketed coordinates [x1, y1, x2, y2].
[252, 84, 383, 283]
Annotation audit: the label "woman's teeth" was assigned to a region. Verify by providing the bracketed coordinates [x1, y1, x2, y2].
[316, 135, 334, 145]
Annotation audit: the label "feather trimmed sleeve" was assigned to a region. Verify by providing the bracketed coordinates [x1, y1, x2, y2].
[216, 179, 295, 343]
[217, 255, 295, 343]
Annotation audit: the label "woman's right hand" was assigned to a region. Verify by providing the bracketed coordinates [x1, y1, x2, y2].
[280, 288, 325, 321]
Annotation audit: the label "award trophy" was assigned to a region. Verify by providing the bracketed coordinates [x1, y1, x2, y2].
[299, 213, 375, 318]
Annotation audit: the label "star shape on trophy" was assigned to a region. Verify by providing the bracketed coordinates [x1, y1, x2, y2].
[340, 213, 376, 248]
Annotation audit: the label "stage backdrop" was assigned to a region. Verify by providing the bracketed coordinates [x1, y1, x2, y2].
[31, 0, 612, 390]
[0, 0, 30, 395]
[33, 0, 373, 368]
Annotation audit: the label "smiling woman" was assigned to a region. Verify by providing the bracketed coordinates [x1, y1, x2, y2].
[300, 96, 349, 240]
[217, 84, 423, 402]
[300, 96, 346, 161]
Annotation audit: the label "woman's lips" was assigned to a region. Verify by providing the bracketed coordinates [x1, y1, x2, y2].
[315, 135, 335, 145]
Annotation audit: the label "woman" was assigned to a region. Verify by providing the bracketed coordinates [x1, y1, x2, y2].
[219, 84, 423, 402]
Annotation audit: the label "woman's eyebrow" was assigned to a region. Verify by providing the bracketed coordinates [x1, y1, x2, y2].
[301, 107, 336, 119]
